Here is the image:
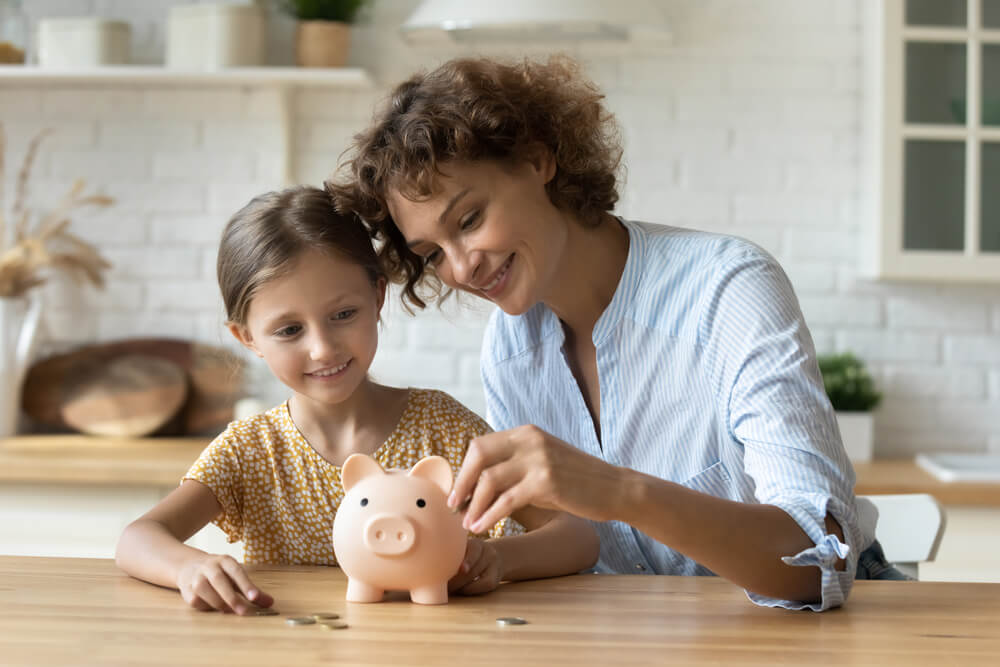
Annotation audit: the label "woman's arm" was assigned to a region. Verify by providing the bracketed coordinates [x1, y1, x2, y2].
[449, 426, 842, 604]
[116, 480, 273, 614]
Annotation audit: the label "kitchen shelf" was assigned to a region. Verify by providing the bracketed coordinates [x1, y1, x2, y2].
[0, 65, 374, 88]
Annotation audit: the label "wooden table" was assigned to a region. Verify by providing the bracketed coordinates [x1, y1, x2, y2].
[3, 557, 999, 666]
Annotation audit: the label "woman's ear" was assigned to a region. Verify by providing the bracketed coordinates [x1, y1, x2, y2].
[525, 143, 557, 185]
[227, 322, 262, 358]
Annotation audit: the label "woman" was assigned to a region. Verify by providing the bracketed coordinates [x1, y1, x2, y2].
[329, 55, 891, 611]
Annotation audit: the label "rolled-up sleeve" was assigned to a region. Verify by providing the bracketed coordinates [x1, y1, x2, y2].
[701, 247, 862, 611]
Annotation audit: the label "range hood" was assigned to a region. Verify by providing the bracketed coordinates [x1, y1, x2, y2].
[401, 0, 670, 43]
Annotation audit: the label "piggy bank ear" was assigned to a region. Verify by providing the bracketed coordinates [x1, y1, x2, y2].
[341, 453, 385, 492]
[408, 455, 453, 495]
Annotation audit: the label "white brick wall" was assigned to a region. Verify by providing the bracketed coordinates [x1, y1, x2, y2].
[6, 0, 999, 456]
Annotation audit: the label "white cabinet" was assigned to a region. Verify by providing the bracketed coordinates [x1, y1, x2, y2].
[864, 0, 1000, 282]
[920, 505, 1000, 582]
[0, 481, 242, 560]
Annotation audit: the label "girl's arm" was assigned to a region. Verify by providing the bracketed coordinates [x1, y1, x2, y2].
[115, 480, 273, 614]
[449, 505, 599, 594]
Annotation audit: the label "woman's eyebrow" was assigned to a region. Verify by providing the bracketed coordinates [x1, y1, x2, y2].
[406, 187, 471, 249]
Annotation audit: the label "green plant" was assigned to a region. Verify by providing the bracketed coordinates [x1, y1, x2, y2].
[817, 353, 882, 412]
[276, 0, 368, 22]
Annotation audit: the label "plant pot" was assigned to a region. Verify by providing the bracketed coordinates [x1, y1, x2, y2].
[836, 411, 874, 463]
[296, 20, 350, 68]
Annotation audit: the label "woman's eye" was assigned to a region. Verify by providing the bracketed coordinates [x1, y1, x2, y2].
[424, 249, 443, 266]
[275, 325, 301, 337]
[332, 309, 356, 321]
[459, 210, 480, 230]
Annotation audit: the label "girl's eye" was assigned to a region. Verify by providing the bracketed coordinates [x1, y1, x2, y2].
[275, 325, 301, 337]
[459, 210, 480, 230]
[332, 309, 356, 321]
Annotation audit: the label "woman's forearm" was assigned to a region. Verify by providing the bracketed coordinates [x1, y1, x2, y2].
[489, 513, 599, 583]
[612, 467, 843, 603]
[115, 518, 210, 589]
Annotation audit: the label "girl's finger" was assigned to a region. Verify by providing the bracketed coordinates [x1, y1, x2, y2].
[220, 559, 272, 612]
[207, 569, 250, 614]
[192, 580, 231, 613]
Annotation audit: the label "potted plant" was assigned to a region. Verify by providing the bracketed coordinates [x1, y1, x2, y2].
[277, 0, 368, 68]
[817, 353, 882, 462]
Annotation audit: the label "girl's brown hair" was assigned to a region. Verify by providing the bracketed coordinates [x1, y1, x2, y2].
[217, 185, 383, 327]
[327, 55, 623, 310]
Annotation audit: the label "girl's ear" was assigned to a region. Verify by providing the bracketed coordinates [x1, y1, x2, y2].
[227, 322, 262, 358]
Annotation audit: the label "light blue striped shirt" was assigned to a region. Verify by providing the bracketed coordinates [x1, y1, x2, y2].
[481, 219, 875, 611]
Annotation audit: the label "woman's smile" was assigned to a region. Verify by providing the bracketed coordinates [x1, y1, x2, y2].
[477, 254, 514, 299]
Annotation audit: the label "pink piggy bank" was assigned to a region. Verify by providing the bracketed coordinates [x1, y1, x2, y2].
[332, 453, 466, 605]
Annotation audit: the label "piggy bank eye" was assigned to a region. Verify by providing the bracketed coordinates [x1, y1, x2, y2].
[360, 498, 368, 507]
[416, 498, 426, 508]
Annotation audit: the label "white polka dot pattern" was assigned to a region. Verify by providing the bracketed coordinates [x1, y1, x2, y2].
[183, 388, 521, 564]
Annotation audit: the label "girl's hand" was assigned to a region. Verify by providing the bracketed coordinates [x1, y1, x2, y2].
[449, 425, 624, 533]
[448, 538, 502, 595]
[176, 554, 274, 615]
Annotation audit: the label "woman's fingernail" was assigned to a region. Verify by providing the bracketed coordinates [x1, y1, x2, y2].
[447, 492, 457, 507]
[248, 589, 258, 600]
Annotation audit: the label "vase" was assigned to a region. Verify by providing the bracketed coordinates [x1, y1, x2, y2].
[836, 411, 874, 463]
[295, 20, 350, 68]
[0, 295, 43, 437]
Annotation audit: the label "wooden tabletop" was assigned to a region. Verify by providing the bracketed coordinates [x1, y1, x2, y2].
[3, 557, 999, 666]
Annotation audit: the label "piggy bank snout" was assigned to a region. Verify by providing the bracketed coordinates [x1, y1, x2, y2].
[363, 513, 416, 556]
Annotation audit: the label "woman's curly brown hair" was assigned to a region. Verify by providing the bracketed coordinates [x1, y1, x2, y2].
[327, 55, 623, 311]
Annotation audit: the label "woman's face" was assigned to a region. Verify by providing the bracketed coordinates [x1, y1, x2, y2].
[387, 157, 568, 316]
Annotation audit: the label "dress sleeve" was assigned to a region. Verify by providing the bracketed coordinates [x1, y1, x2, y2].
[700, 247, 862, 611]
[183, 432, 245, 544]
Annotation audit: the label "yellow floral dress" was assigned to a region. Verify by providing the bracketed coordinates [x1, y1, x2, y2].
[184, 388, 518, 564]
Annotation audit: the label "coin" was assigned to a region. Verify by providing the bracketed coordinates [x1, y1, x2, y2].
[253, 608, 280, 616]
[319, 620, 349, 630]
[286, 617, 317, 626]
[495, 617, 528, 626]
[311, 612, 340, 620]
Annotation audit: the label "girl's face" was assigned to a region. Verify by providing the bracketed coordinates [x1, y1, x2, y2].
[387, 155, 568, 316]
[230, 249, 385, 409]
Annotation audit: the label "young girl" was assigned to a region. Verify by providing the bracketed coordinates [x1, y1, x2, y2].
[115, 185, 599, 615]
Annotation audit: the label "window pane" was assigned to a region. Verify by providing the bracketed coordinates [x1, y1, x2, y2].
[903, 140, 966, 251]
[906, 42, 967, 124]
[985, 45, 1000, 126]
[906, 0, 967, 26]
[984, 0, 1000, 28]
[982, 143, 1000, 252]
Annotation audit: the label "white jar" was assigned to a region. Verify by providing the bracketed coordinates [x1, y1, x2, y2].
[166, 3, 264, 69]
[37, 18, 130, 67]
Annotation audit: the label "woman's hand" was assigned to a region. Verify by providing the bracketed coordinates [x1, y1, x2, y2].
[448, 537, 502, 595]
[449, 425, 625, 534]
[176, 554, 274, 615]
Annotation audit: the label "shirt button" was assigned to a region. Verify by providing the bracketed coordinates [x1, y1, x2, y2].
[635, 563, 646, 572]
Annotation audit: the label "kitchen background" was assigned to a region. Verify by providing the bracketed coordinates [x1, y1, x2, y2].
[2, 0, 998, 460]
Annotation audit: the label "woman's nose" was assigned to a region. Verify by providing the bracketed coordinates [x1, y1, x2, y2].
[446, 246, 479, 287]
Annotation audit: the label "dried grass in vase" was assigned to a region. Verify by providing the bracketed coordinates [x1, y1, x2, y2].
[0, 123, 112, 299]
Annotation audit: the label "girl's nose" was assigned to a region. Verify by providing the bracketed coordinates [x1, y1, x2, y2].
[308, 332, 337, 361]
